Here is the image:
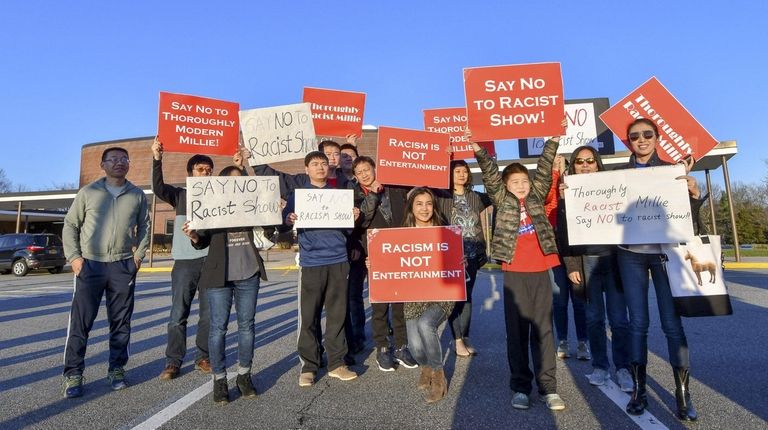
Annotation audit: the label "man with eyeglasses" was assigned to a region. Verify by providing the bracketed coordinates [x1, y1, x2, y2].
[151, 137, 216, 381]
[62, 146, 151, 398]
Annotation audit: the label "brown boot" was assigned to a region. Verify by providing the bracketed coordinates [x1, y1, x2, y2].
[425, 369, 447, 403]
[417, 367, 432, 391]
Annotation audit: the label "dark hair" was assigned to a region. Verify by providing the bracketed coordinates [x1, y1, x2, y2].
[339, 143, 358, 157]
[450, 160, 473, 191]
[567, 146, 605, 174]
[186, 154, 214, 175]
[218, 166, 242, 176]
[402, 187, 446, 227]
[626, 118, 659, 138]
[352, 155, 375, 172]
[318, 140, 340, 152]
[304, 151, 328, 166]
[501, 163, 529, 184]
[101, 147, 129, 162]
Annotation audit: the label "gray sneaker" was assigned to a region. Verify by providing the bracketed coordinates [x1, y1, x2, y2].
[542, 393, 566, 411]
[556, 340, 570, 359]
[587, 368, 609, 386]
[616, 368, 634, 393]
[512, 392, 530, 410]
[576, 341, 591, 361]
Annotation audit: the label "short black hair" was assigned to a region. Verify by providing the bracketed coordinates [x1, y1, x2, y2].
[501, 163, 529, 184]
[318, 140, 340, 152]
[218, 166, 242, 176]
[339, 143, 358, 157]
[186, 154, 214, 175]
[304, 151, 329, 166]
[450, 160, 473, 190]
[101, 147, 129, 162]
[352, 156, 375, 171]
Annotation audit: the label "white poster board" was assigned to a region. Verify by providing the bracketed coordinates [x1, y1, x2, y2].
[240, 102, 317, 165]
[186, 176, 282, 230]
[564, 164, 694, 245]
[294, 188, 354, 228]
[662, 236, 726, 297]
[525, 102, 606, 155]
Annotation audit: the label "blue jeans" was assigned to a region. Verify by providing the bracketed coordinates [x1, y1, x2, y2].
[449, 258, 481, 339]
[583, 255, 630, 371]
[551, 264, 587, 342]
[166, 257, 209, 366]
[207, 275, 261, 376]
[406, 305, 447, 370]
[617, 248, 689, 368]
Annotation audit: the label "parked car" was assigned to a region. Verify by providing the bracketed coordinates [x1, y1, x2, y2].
[0, 233, 67, 277]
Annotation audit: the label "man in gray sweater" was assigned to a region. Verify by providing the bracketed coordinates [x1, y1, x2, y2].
[61, 146, 151, 398]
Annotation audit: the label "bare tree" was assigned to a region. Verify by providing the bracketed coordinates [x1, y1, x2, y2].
[0, 168, 12, 193]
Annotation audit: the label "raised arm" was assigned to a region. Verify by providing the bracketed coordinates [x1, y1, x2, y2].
[151, 137, 181, 207]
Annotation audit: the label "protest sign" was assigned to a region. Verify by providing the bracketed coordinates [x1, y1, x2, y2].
[463, 62, 565, 141]
[240, 103, 317, 165]
[367, 226, 466, 303]
[423, 107, 495, 159]
[303, 87, 366, 137]
[518, 98, 616, 157]
[185, 176, 282, 230]
[564, 164, 694, 245]
[600, 77, 719, 163]
[294, 188, 354, 228]
[375, 126, 450, 188]
[157, 92, 240, 156]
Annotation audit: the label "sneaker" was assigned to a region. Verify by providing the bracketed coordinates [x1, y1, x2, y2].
[195, 358, 212, 374]
[556, 340, 571, 359]
[616, 368, 634, 393]
[376, 347, 395, 372]
[298, 372, 315, 387]
[587, 368, 610, 386]
[236, 373, 257, 398]
[394, 346, 419, 369]
[159, 364, 180, 380]
[213, 377, 229, 404]
[542, 393, 566, 411]
[328, 365, 357, 381]
[62, 375, 84, 398]
[577, 341, 592, 361]
[107, 367, 127, 391]
[511, 392, 530, 410]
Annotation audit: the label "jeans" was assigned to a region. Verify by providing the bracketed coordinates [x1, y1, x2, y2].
[207, 275, 261, 376]
[551, 264, 587, 342]
[617, 248, 689, 368]
[406, 305, 447, 370]
[583, 255, 630, 371]
[345, 261, 367, 349]
[166, 257, 209, 367]
[449, 258, 480, 340]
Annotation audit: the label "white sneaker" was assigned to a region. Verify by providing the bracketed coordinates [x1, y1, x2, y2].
[616, 368, 634, 393]
[587, 368, 609, 386]
[556, 340, 570, 359]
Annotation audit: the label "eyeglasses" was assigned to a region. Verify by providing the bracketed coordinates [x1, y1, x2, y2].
[628, 130, 656, 141]
[574, 158, 596, 165]
[194, 167, 213, 174]
[103, 157, 130, 164]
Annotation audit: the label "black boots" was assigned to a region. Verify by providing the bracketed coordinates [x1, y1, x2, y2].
[626, 363, 647, 415]
[213, 378, 229, 404]
[673, 367, 697, 421]
[236, 373, 258, 398]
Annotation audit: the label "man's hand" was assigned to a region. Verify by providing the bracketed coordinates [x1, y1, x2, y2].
[353, 207, 361, 221]
[568, 271, 582, 285]
[133, 256, 142, 272]
[182, 221, 200, 243]
[345, 134, 358, 146]
[285, 213, 298, 226]
[233, 148, 251, 169]
[152, 137, 163, 161]
[71, 257, 84, 276]
[369, 180, 383, 193]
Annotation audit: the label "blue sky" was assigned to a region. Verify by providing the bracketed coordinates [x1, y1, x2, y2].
[1, 1, 765, 190]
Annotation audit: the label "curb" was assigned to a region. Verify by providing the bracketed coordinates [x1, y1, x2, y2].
[140, 264, 300, 273]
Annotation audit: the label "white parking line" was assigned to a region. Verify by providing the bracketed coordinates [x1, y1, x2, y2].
[130, 379, 214, 430]
[587, 375, 669, 430]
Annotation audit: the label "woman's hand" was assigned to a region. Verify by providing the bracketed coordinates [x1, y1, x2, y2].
[676, 175, 701, 199]
[568, 271, 582, 285]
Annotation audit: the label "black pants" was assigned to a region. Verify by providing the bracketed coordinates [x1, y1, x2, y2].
[166, 257, 208, 366]
[344, 261, 367, 350]
[503, 271, 557, 395]
[63, 259, 137, 377]
[298, 262, 349, 373]
[371, 303, 407, 348]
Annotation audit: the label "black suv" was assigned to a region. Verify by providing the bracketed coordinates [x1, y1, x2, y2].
[0, 233, 67, 277]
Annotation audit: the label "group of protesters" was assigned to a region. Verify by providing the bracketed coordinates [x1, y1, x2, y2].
[59, 116, 703, 421]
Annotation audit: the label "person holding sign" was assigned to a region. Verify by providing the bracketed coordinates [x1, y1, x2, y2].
[615, 118, 705, 421]
[284, 151, 360, 388]
[470, 120, 567, 412]
[182, 165, 268, 404]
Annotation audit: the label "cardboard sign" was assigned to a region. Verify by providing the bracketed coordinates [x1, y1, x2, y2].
[294, 188, 354, 228]
[518, 98, 616, 157]
[463, 62, 565, 141]
[157, 92, 240, 156]
[240, 103, 317, 165]
[423, 107, 496, 159]
[375, 126, 450, 188]
[564, 164, 694, 245]
[303, 87, 366, 137]
[600, 77, 719, 163]
[367, 226, 466, 303]
[185, 176, 282, 230]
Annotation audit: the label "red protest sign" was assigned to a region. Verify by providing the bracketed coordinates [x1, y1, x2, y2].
[599, 77, 719, 163]
[375, 126, 450, 189]
[303, 87, 366, 137]
[423, 107, 496, 160]
[157, 92, 239, 156]
[464, 62, 565, 141]
[367, 226, 466, 303]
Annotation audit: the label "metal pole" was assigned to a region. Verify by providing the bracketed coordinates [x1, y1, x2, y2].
[149, 194, 157, 268]
[721, 156, 740, 262]
[15, 201, 22, 233]
[705, 169, 717, 235]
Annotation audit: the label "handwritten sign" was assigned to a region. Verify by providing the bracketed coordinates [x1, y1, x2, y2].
[423, 107, 495, 159]
[463, 62, 565, 141]
[186, 176, 282, 230]
[375, 126, 450, 189]
[294, 188, 354, 228]
[367, 226, 466, 303]
[564, 164, 694, 245]
[240, 103, 317, 165]
[303, 87, 366, 137]
[518, 98, 616, 157]
[600, 77, 719, 163]
[157, 92, 240, 156]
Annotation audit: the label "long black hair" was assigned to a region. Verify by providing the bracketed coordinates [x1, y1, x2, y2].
[567, 146, 606, 174]
[402, 187, 446, 227]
